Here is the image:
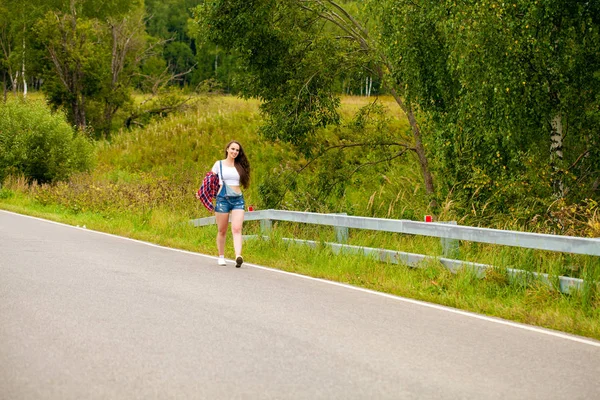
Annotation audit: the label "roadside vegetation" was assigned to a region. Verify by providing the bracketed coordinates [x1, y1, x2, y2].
[1, 95, 598, 340]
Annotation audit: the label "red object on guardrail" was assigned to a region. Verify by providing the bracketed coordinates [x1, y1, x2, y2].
[424, 215, 432, 222]
[248, 205, 254, 212]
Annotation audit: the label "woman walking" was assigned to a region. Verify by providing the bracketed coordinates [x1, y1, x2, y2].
[212, 140, 251, 267]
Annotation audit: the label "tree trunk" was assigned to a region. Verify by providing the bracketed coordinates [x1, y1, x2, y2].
[103, 104, 114, 137]
[21, 36, 27, 98]
[388, 85, 436, 202]
[12, 71, 17, 94]
[215, 45, 219, 76]
[72, 93, 86, 130]
[550, 112, 564, 197]
[2, 69, 6, 102]
[0, 35, 15, 95]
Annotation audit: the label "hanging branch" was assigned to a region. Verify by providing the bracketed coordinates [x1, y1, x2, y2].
[271, 141, 414, 207]
[317, 147, 410, 197]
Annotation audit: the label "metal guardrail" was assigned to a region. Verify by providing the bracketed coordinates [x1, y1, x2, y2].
[190, 209, 600, 256]
[236, 235, 585, 294]
[190, 209, 599, 294]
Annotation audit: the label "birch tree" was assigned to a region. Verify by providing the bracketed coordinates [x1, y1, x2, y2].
[0, 1, 14, 99]
[0, 0, 32, 98]
[372, 0, 600, 207]
[439, 0, 600, 200]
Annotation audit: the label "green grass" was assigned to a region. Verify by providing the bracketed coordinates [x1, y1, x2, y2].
[1, 94, 599, 340]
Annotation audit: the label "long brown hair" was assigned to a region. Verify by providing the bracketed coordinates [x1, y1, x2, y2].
[225, 140, 250, 188]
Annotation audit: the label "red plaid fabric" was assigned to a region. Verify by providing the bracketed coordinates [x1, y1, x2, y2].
[196, 172, 219, 211]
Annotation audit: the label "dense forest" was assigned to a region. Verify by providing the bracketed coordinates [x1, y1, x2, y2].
[1, 0, 599, 232]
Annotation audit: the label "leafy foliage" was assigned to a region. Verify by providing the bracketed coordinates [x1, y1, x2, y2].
[370, 0, 600, 219]
[194, 0, 368, 151]
[0, 99, 94, 183]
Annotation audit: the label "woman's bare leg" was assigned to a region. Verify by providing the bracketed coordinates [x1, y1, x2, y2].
[215, 212, 229, 256]
[230, 209, 245, 256]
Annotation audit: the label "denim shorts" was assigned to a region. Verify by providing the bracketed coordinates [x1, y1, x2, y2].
[215, 194, 245, 213]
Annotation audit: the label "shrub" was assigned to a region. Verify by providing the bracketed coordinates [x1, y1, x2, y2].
[0, 99, 95, 184]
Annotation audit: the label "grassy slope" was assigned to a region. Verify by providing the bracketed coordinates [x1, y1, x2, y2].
[1, 95, 599, 339]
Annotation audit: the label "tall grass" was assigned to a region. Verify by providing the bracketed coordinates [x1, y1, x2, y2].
[1, 94, 599, 339]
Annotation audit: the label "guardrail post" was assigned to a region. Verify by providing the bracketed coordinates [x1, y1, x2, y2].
[334, 213, 349, 244]
[440, 221, 459, 258]
[260, 218, 272, 234]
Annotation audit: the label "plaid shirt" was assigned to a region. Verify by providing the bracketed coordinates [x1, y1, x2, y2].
[196, 172, 219, 211]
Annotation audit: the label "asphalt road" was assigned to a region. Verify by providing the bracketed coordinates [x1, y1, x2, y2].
[1, 210, 599, 400]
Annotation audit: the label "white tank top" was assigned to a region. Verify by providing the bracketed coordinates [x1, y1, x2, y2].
[212, 161, 240, 186]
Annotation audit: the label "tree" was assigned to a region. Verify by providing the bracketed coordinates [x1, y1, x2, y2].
[446, 1, 599, 195]
[35, 8, 106, 129]
[101, 9, 153, 134]
[0, 0, 13, 100]
[34, 0, 151, 135]
[370, 0, 600, 213]
[0, 0, 37, 98]
[191, 43, 238, 92]
[164, 41, 196, 82]
[193, 0, 437, 201]
[145, 0, 203, 88]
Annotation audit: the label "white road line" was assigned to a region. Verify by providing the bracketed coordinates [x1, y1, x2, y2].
[3, 209, 600, 348]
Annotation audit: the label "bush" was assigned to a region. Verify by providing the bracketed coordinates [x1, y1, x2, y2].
[0, 99, 95, 184]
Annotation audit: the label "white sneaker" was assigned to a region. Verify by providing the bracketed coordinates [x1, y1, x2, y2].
[217, 257, 226, 266]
